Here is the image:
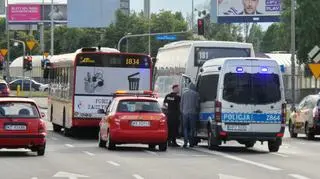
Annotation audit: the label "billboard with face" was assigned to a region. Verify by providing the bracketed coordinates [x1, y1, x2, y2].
[215, 0, 281, 23]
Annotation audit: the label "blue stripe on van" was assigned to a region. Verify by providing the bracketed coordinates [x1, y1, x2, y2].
[222, 113, 281, 123]
[199, 112, 215, 121]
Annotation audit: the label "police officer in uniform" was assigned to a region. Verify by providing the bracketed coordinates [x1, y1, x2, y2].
[164, 84, 181, 147]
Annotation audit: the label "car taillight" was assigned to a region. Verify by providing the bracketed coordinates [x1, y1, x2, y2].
[215, 100, 222, 122]
[281, 103, 286, 125]
[38, 120, 46, 134]
[113, 116, 120, 126]
[160, 117, 167, 126]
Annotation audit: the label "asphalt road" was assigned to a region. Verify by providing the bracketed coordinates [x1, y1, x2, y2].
[1, 109, 319, 179]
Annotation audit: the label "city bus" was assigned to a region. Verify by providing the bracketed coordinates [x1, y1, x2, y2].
[44, 47, 153, 136]
[154, 40, 255, 102]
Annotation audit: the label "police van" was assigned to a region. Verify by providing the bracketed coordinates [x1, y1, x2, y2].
[193, 57, 286, 152]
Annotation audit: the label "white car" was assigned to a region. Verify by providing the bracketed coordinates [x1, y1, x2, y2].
[39, 83, 49, 92]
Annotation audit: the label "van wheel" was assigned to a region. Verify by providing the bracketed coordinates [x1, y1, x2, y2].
[305, 123, 315, 140]
[208, 130, 219, 150]
[98, 132, 106, 148]
[289, 120, 298, 138]
[244, 141, 255, 148]
[268, 139, 281, 152]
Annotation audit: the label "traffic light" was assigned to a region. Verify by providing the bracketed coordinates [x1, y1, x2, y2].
[23, 56, 32, 71]
[197, 18, 205, 36]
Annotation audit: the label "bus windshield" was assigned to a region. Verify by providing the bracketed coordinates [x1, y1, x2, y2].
[73, 53, 152, 118]
[154, 75, 180, 98]
[75, 53, 151, 95]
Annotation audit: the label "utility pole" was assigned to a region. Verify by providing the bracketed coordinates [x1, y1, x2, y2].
[144, 0, 151, 55]
[191, 0, 194, 31]
[50, 0, 54, 56]
[290, 0, 296, 107]
[5, 0, 10, 81]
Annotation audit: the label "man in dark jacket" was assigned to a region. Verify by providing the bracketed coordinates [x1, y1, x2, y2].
[163, 84, 181, 147]
[180, 83, 199, 148]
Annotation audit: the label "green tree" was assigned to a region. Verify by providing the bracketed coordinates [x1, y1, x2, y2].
[247, 24, 264, 52]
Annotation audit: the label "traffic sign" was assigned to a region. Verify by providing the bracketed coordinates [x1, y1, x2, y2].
[0, 48, 8, 57]
[44, 52, 49, 58]
[308, 64, 320, 79]
[308, 45, 320, 63]
[26, 40, 37, 50]
[156, 35, 177, 41]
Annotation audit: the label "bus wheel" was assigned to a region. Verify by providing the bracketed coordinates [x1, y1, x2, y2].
[50, 105, 53, 122]
[53, 124, 62, 132]
[62, 108, 71, 137]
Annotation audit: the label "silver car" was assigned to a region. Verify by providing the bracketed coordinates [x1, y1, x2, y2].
[289, 94, 320, 140]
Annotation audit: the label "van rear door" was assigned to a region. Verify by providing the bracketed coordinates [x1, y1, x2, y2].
[221, 60, 283, 133]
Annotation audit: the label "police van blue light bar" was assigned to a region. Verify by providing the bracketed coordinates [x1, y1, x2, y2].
[261, 67, 268, 72]
[236, 67, 243, 72]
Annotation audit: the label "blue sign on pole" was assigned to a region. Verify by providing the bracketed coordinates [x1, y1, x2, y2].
[156, 35, 177, 41]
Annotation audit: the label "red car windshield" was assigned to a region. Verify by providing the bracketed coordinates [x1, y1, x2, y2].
[0, 102, 40, 118]
[117, 100, 161, 113]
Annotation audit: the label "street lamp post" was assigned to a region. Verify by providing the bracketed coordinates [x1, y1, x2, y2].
[290, 0, 296, 108]
[117, 31, 189, 52]
[126, 33, 132, 52]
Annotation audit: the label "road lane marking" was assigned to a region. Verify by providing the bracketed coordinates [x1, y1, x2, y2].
[288, 174, 311, 179]
[219, 174, 245, 179]
[83, 151, 95, 156]
[144, 150, 158, 156]
[64, 144, 74, 148]
[133, 174, 144, 179]
[31, 177, 38, 179]
[271, 153, 289, 158]
[51, 137, 58, 141]
[191, 154, 208, 157]
[107, 161, 120, 167]
[193, 147, 282, 171]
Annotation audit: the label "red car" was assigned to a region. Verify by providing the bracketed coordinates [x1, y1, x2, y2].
[98, 91, 168, 151]
[0, 97, 47, 156]
[0, 80, 10, 97]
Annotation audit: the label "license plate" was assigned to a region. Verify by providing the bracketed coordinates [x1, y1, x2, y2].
[4, 125, 27, 131]
[226, 124, 248, 132]
[131, 121, 150, 127]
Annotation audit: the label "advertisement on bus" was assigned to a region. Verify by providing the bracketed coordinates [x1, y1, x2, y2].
[215, 0, 281, 23]
[74, 67, 151, 118]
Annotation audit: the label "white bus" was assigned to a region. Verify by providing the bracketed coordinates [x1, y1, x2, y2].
[154, 40, 255, 102]
[45, 47, 153, 136]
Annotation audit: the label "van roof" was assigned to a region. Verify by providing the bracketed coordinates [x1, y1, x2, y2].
[202, 57, 277, 68]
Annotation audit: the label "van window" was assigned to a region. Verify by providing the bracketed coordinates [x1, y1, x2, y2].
[198, 74, 219, 102]
[223, 73, 281, 104]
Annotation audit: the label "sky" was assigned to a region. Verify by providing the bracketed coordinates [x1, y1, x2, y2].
[4, 0, 271, 30]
